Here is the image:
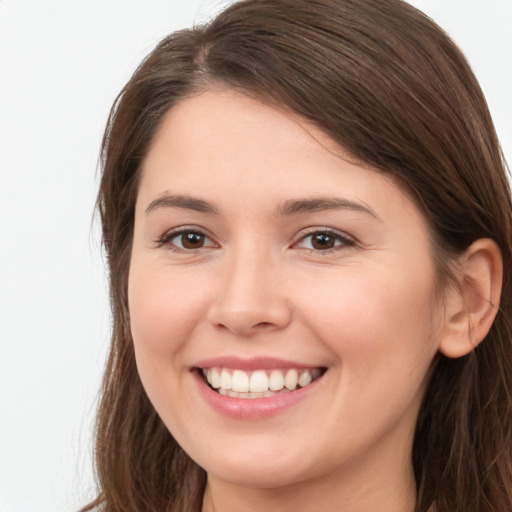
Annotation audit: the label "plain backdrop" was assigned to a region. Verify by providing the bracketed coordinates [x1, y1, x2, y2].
[0, 1, 510, 511]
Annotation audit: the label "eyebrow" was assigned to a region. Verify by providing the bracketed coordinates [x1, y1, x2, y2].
[145, 194, 219, 215]
[276, 197, 380, 219]
[145, 193, 379, 220]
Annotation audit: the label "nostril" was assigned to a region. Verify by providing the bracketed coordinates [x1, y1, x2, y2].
[213, 320, 275, 335]
[254, 322, 273, 329]
[208, 299, 292, 335]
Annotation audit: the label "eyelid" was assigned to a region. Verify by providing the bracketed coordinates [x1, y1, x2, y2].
[292, 227, 357, 251]
[154, 225, 356, 253]
[155, 225, 218, 250]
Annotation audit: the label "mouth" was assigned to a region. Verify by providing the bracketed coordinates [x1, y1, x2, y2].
[199, 367, 326, 399]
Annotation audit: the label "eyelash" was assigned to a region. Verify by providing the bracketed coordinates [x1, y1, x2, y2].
[156, 227, 215, 251]
[155, 227, 356, 254]
[294, 228, 356, 254]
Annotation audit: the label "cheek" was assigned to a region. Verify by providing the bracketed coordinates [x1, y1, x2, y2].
[296, 261, 440, 378]
[292, 263, 440, 452]
[128, 263, 208, 369]
[127, 262, 216, 430]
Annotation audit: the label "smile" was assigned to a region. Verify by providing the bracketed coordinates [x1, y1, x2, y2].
[201, 367, 324, 399]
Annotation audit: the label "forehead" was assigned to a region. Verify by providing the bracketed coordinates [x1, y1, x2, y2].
[137, 89, 422, 228]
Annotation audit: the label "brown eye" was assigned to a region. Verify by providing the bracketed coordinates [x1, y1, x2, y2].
[297, 230, 355, 252]
[311, 233, 336, 250]
[180, 232, 205, 249]
[160, 229, 216, 250]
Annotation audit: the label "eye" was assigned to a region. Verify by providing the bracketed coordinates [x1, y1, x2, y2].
[296, 229, 355, 252]
[158, 229, 216, 251]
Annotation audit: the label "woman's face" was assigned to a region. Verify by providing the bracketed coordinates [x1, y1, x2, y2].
[129, 89, 445, 489]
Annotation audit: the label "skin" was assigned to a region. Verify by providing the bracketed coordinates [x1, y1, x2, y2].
[128, 89, 472, 512]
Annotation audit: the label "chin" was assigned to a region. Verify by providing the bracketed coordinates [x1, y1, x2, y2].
[202, 456, 310, 489]
[182, 432, 331, 490]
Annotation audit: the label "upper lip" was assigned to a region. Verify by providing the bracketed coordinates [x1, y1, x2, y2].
[194, 356, 324, 371]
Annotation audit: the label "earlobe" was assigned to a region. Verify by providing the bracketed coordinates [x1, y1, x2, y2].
[439, 239, 503, 359]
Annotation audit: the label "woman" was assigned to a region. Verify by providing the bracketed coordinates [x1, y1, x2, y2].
[82, 0, 512, 510]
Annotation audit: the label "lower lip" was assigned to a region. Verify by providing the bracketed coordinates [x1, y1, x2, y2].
[193, 370, 322, 420]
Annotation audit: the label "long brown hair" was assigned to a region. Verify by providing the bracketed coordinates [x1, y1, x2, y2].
[83, 1, 512, 511]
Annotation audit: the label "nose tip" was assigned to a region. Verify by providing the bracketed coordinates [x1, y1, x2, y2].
[210, 301, 290, 336]
[207, 260, 291, 336]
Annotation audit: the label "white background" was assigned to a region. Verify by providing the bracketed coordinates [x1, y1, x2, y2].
[0, 1, 510, 511]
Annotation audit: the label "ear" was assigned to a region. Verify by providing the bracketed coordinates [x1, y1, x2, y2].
[439, 238, 503, 358]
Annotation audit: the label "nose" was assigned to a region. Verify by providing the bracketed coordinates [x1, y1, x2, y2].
[207, 249, 292, 336]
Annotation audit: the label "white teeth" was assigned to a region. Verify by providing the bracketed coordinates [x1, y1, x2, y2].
[250, 370, 269, 392]
[298, 370, 312, 388]
[284, 369, 299, 390]
[231, 370, 250, 392]
[269, 369, 285, 391]
[220, 369, 232, 390]
[211, 368, 221, 388]
[223, 390, 276, 399]
[206, 368, 221, 389]
[203, 367, 323, 397]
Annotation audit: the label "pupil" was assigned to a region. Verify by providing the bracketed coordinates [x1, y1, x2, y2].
[182, 232, 204, 249]
[312, 233, 334, 250]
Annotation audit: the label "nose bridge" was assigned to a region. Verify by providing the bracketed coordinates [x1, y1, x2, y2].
[208, 240, 290, 334]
